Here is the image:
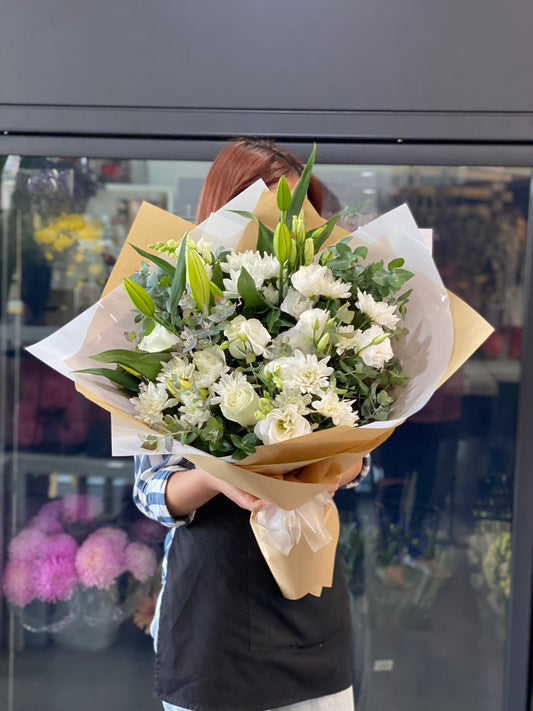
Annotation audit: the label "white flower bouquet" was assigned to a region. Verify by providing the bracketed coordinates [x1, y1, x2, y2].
[30, 149, 492, 598]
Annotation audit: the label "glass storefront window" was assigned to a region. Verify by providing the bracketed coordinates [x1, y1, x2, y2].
[0, 153, 529, 711]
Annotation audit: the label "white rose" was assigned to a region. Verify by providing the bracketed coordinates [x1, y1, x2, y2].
[254, 404, 312, 444]
[352, 325, 394, 368]
[224, 316, 271, 359]
[139, 323, 180, 353]
[211, 373, 260, 426]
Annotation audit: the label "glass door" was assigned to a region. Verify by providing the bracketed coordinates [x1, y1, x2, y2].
[0, 152, 530, 711]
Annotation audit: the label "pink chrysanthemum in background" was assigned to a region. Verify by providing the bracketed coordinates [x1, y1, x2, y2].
[3, 558, 36, 607]
[38, 499, 63, 520]
[27, 514, 63, 535]
[62, 494, 103, 524]
[75, 532, 125, 589]
[90, 527, 128, 568]
[131, 516, 167, 544]
[32, 534, 79, 603]
[8, 528, 48, 561]
[125, 542, 157, 583]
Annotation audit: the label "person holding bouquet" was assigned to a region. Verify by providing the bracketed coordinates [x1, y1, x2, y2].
[133, 139, 369, 711]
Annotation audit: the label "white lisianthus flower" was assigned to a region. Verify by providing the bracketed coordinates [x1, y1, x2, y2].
[280, 287, 314, 319]
[211, 372, 261, 426]
[139, 323, 180, 353]
[278, 351, 333, 394]
[291, 264, 351, 300]
[192, 346, 228, 388]
[179, 391, 211, 428]
[224, 316, 271, 359]
[351, 325, 394, 368]
[277, 308, 330, 354]
[273, 389, 312, 415]
[356, 289, 400, 330]
[334, 325, 358, 356]
[261, 283, 279, 306]
[254, 404, 312, 444]
[312, 391, 359, 427]
[291, 263, 328, 297]
[156, 355, 195, 384]
[131, 382, 177, 425]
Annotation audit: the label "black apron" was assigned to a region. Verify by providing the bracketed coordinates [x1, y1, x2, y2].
[155, 494, 352, 711]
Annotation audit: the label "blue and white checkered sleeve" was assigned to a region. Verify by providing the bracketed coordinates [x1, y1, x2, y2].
[342, 454, 372, 490]
[133, 454, 196, 528]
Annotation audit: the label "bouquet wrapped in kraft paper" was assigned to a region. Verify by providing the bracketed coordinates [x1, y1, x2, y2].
[29, 165, 493, 600]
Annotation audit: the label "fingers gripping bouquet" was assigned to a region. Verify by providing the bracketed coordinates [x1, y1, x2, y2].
[30, 148, 493, 599]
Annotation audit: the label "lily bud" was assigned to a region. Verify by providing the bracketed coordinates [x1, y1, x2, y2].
[317, 333, 330, 351]
[289, 240, 297, 266]
[295, 209, 307, 245]
[186, 248, 211, 310]
[273, 222, 291, 264]
[276, 176, 292, 211]
[304, 238, 315, 265]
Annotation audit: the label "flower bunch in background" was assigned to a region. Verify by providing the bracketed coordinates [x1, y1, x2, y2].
[1, 495, 158, 613]
[84, 148, 413, 460]
[33, 212, 103, 263]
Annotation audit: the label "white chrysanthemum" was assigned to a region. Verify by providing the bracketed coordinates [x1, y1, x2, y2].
[319, 272, 352, 299]
[222, 270, 242, 299]
[254, 404, 312, 444]
[179, 391, 211, 428]
[350, 325, 394, 368]
[211, 371, 261, 426]
[280, 288, 314, 319]
[356, 289, 400, 329]
[222, 251, 279, 280]
[273, 389, 312, 415]
[131, 382, 177, 425]
[156, 355, 195, 384]
[312, 391, 359, 427]
[192, 346, 228, 388]
[278, 351, 333, 395]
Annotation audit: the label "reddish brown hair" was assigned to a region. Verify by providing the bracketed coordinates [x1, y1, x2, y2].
[196, 138, 323, 223]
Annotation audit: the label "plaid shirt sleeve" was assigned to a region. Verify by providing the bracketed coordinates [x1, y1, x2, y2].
[341, 454, 372, 490]
[133, 454, 196, 528]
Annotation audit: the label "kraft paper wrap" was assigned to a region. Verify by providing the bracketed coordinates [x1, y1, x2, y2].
[60, 190, 493, 599]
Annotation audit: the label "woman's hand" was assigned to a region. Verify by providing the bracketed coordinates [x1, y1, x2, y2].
[204, 472, 266, 513]
[165, 466, 265, 518]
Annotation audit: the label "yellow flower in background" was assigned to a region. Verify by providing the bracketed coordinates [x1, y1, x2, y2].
[34, 213, 103, 255]
[89, 264, 103, 276]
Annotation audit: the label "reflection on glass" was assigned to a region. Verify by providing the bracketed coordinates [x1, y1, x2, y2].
[0, 155, 529, 711]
